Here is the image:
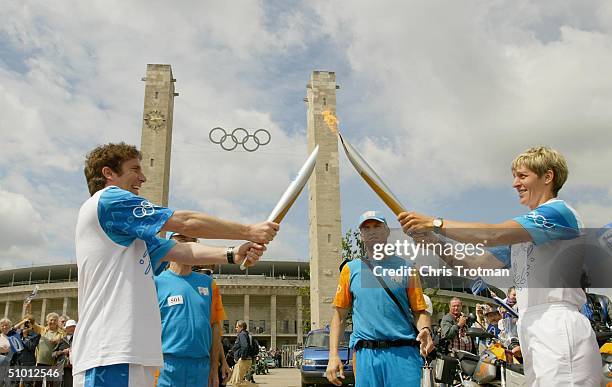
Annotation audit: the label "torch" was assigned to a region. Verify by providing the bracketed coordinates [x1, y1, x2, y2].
[240, 145, 319, 270]
[323, 111, 407, 215]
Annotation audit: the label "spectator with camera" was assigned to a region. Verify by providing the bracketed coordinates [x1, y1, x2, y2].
[441, 297, 474, 353]
[12, 316, 41, 387]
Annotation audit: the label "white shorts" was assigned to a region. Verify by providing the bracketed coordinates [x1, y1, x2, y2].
[518, 302, 601, 387]
[73, 363, 157, 387]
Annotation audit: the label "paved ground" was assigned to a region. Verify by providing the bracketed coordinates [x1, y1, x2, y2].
[238, 367, 302, 387]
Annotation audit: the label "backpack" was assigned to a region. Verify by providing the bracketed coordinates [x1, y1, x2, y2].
[246, 333, 260, 358]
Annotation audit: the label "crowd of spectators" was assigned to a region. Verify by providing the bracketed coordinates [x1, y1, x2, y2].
[0, 308, 76, 387]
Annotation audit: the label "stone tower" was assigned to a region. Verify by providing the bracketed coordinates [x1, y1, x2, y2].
[305, 71, 342, 329]
[139, 64, 178, 206]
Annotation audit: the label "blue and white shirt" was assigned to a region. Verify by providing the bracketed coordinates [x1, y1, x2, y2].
[72, 186, 176, 374]
[510, 199, 586, 311]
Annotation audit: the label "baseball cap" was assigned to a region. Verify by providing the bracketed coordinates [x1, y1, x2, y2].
[358, 210, 387, 228]
[65, 320, 77, 328]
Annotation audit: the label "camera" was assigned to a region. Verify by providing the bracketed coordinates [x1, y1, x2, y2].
[465, 313, 477, 327]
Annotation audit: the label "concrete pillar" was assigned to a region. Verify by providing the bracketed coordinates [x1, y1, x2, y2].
[139, 64, 177, 207]
[40, 298, 47, 323]
[270, 295, 277, 349]
[243, 294, 250, 329]
[296, 295, 303, 345]
[62, 297, 70, 316]
[3, 301, 10, 318]
[306, 71, 342, 330]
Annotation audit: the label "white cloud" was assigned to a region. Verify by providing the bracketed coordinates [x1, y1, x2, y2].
[574, 200, 612, 227]
[0, 0, 316, 268]
[0, 187, 47, 262]
[1, 0, 611, 269]
[313, 1, 612, 202]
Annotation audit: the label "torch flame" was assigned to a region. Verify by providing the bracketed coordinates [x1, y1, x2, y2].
[322, 110, 339, 134]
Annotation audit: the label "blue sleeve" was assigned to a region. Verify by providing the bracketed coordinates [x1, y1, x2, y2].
[513, 201, 580, 245]
[146, 237, 175, 275]
[97, 187, 175, 246]
[487, 246, 511, 268]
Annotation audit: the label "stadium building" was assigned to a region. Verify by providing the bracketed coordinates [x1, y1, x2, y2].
[0, 261, 499, 351]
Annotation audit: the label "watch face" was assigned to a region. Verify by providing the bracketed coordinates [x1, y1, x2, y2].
[433, 218, 442, 228]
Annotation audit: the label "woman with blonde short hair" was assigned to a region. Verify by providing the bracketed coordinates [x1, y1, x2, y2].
[399, 146, 600, 386]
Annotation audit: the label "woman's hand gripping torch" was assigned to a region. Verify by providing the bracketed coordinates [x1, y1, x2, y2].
[240, 145, 320, 270]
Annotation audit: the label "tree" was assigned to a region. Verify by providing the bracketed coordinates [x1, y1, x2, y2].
[297, 285, 311, 335]
[341, 228, 365, 262]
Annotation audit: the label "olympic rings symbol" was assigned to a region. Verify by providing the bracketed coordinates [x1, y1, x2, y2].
[526, 212, 555, 229]
[209, 127, 271, 152]
[133, 201, 156, 218]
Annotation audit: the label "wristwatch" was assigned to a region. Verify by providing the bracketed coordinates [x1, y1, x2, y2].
[432, 217, 444, 230]
[420, 326, 432, 335]
[226, 246, 235, 264]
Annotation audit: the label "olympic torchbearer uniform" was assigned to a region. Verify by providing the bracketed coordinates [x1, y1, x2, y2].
[72, 186, 176, 387]
[333, 256, 428, 387]
[509, 199, 600, 386]
[154, 269, 227, 387]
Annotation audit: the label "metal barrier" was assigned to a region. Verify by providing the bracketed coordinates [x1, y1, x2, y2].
[281, 344, 299, 368]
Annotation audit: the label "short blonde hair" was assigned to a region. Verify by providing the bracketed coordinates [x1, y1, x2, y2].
[511, 146, 568, 196]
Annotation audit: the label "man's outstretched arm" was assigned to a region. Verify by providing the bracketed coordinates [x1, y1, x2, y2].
[413, 232, 507, 270]
[163, 241, 266, 267]
[162, 211, 279, 244]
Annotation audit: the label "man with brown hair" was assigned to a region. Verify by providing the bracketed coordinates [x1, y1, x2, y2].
[73, 142, 279, 387]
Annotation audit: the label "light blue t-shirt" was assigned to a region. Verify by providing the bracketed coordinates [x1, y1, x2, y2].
[341, 256, 424, 349]
[155, 270, 215, 359]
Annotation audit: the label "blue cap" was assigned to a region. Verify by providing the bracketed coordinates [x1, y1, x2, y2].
[358, 210, 387, 227]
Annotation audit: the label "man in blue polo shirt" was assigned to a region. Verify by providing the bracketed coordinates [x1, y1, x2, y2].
[326, 211, 433, 387]
[155, 233, 230, 387]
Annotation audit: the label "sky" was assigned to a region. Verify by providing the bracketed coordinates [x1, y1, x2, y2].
[0, 1, 610, 294]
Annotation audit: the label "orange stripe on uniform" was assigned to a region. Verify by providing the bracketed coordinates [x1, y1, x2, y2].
[210, 281, 227, 323]
[333, 265, 352, 309]
[406, 271, 427, 312]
